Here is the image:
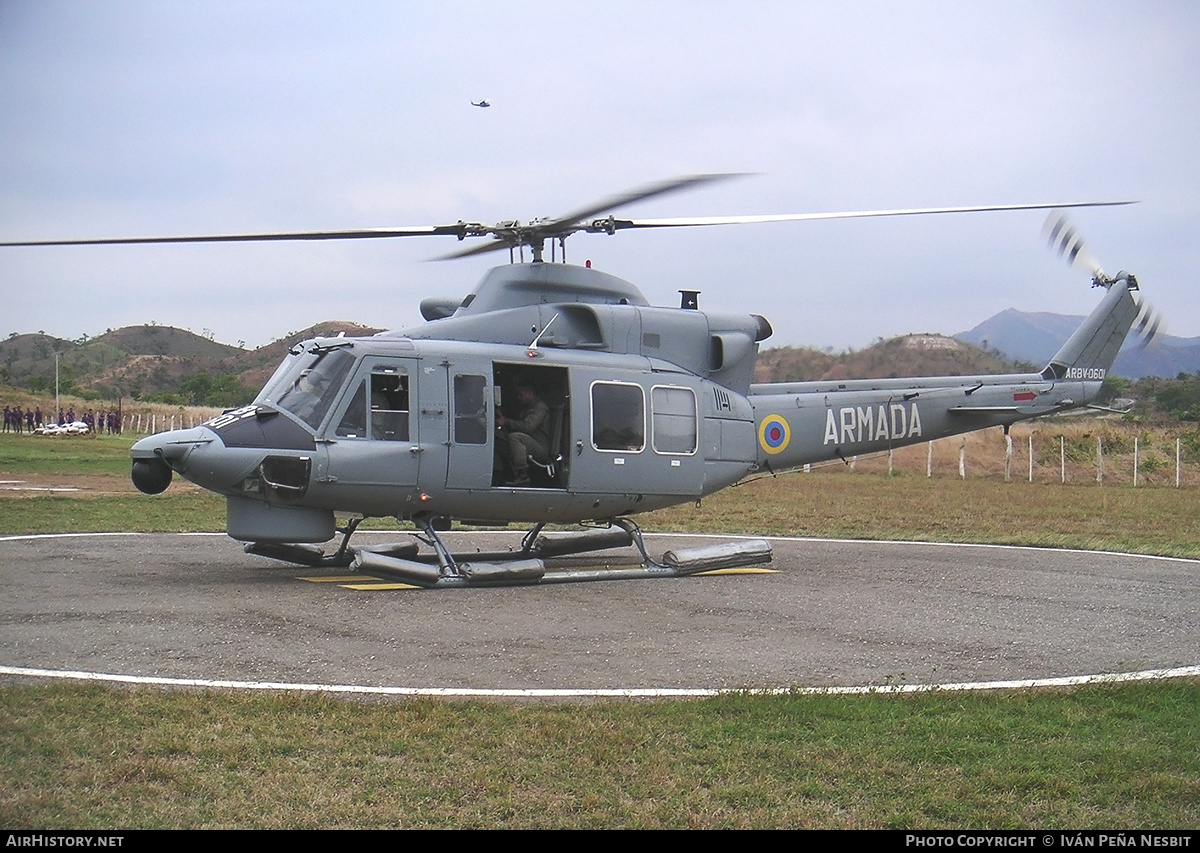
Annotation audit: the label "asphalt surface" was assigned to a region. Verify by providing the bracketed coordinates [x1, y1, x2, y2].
[1, 531, 1197, 691]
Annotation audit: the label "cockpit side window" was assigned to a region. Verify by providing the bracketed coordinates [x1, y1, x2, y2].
[333, 365, 410, 441]
[369, 370, 409, 441]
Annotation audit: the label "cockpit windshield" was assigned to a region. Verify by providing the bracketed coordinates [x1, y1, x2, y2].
[260, 346, 356, 431]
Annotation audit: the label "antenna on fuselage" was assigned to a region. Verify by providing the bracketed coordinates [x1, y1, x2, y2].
[527, 313, 560, 357]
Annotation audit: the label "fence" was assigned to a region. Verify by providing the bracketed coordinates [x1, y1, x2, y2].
[121, 407, 225, 435]
[815, 421, 1199, 487]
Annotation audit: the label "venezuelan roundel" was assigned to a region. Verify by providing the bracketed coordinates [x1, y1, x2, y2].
[758, 414, 790, 455]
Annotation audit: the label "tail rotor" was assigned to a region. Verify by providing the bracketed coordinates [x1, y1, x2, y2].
[1043, 212, 1165, 350]
[1131, 291, 1166, 351]
[1043, 212, 1106, 282]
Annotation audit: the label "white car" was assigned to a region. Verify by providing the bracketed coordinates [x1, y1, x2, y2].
[35, 421, 90, 436]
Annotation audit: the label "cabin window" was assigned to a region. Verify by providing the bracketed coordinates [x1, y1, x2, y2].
[591, 382, 644, 452]
[453, 374, 488, 445]
[334, 368, 409, 441]
[651, 385, 697, 454]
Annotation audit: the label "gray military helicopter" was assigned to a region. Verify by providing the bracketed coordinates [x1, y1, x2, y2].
[2, 175, 1155, 587]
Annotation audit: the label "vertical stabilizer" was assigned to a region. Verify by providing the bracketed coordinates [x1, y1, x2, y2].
[1041, 275, 1140, 380]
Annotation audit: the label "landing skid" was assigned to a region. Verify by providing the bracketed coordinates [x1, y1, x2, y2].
[245, 517, 772, 588]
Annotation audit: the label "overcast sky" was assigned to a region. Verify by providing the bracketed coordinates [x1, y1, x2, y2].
[1, 1, 1197, 352]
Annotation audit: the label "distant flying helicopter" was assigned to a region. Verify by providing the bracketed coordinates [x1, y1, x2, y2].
[471, 99, 491, 108]
[0, 175, 1155, 588]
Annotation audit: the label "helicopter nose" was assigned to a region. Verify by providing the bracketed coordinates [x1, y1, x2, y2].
[129, 427, 217, 494]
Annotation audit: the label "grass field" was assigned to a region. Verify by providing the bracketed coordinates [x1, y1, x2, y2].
[2, 427, 1198, 828]
[4, 681, 1199, 829]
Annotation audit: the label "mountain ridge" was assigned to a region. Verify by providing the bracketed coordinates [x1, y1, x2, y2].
[955, 308, 1200, 379]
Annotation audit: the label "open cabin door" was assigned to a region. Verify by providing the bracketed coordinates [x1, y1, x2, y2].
[445, 366, 494, 490]
[442, 360, 573, 492]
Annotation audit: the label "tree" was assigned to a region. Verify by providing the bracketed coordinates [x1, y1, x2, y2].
[1156, 378, 1200, 421]
[1098, 375, 1131, 405]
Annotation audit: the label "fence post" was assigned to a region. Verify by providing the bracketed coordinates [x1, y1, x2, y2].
[1028, 433, 1034, 483]
[1097, 436, 1104, 484]
[1004, 431, 1013, 482]
[1061, 435, 1066, 484]
[959, 438, 966, 479]
[1134, 436, 1139, 487]
[1178, 438, 1182, 488]
[927, 441, 933, 478]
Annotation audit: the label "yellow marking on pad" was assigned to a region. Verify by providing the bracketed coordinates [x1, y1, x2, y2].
[298, 575, 376, 583]
[695, 566, 778, 575]
[340, 582, 421, 591]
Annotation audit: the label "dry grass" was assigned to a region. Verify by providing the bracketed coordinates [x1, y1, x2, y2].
[642, 420, 1200, 559]
[646, 473, 1200, 559]
[796, 420, 1200, 487]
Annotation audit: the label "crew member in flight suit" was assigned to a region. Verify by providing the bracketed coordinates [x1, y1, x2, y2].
[496, 383, 550, 486]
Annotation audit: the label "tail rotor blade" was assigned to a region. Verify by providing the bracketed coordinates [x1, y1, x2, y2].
[1130, 291, 1167, 351]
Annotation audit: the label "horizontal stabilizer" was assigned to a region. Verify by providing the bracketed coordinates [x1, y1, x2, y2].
[949, 402, 1065, 415]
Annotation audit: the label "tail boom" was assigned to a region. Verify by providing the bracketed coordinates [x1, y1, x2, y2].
[746, 276, 1140, 471]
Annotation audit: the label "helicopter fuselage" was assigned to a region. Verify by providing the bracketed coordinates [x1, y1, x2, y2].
[129, 260, 1137, 547]
[3, 174, 1147, 579]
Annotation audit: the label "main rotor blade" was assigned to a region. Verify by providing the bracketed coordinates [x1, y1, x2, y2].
[606, 200, 1136, 230]
[544, 173, 746, 231]
[0, 224, 468, 248]
[432, 238, 515, 261]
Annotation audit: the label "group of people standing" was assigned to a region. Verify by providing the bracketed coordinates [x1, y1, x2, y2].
[2, 405, 42, 433]
[2, 405, 122, 435]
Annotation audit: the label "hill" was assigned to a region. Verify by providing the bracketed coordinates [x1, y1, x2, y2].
[956, 309, 1200, 379]
[755, 333, 1031, 383]
[0, 321, 382, 405]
